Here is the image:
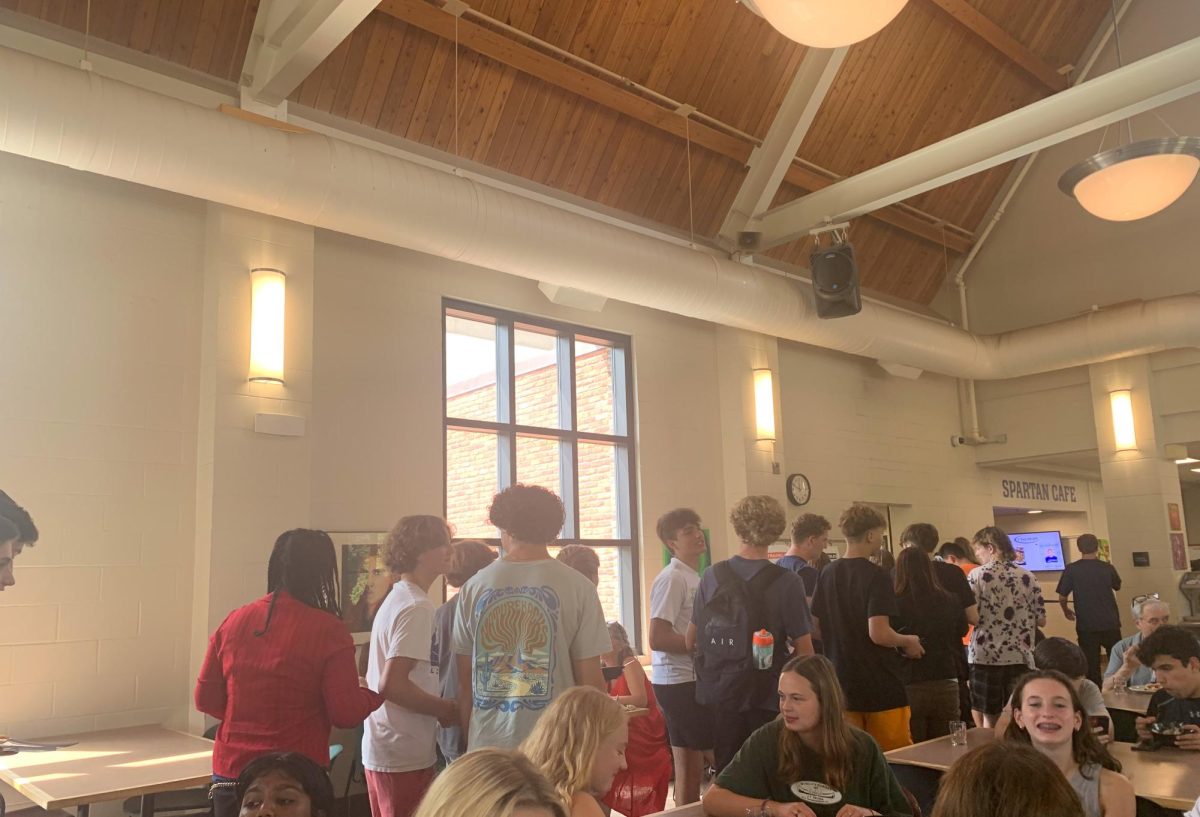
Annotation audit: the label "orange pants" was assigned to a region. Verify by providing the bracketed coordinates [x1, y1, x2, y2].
[845, 707, 912, 751]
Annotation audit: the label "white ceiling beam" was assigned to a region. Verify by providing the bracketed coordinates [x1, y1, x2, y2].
[242, 0, 379, 108]
[717, 46, 847, 247]
[756, 34, 1200, 249]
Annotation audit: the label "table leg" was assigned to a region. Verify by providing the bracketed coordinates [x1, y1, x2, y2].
[76, 805, 89, 817]
[140, 793, 156, 817]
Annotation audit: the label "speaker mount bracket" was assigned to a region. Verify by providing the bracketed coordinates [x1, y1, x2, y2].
[809, 221, 851, 248]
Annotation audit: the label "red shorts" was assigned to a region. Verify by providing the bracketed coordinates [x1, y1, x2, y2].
[365, 766, 437, 817]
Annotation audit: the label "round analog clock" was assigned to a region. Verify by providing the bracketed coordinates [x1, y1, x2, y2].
[786, 473, 812, 506]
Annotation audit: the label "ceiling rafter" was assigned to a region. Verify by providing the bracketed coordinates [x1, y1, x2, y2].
[377, 0, 973, 253]
[922, 0, 1068, 93]
[718, 46, 848, 247]
[242, 0, 379, 107]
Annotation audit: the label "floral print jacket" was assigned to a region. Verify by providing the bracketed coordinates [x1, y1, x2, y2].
[967, 559, 1044, 666]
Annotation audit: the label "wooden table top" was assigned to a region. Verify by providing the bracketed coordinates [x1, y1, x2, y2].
[885, 729, 1200, 810]
[1104, 688, 1155, 714]
[0, 725, 213, 809]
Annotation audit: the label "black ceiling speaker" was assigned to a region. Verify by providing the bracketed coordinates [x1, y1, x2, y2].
[810, 241, 861, 319]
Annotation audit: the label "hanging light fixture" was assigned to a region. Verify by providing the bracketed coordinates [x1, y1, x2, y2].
[1059, 3, 1200, 221]
[749, 0, 909, 48]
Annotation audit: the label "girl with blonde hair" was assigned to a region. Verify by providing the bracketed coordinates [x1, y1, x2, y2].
[412, 748, 566, 817]
[521, 686, 629, 817]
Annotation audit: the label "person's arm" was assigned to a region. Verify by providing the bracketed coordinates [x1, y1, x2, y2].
[790, 634, 815, 656]
[1177, 724, 1200, 751]
[614, 660, 649, 708]
[194, 630, 227, 719]
[649, 618, 688, 654]
[1110, 565, 1123, 592]
[1099, 769, 1136, 817]
[1058, 594, 1076, 621]
[1033, 583, 1047, 628]
[685, 621, 697, 653]
[867, 615, 923, 657]
[573, 655, 607, 692]
[964, 603, 980, 627]
[321, 644, 386, 727]
[994, 699, 1014, 737]
[455, 652, 473, 748]
[702, 785, 816, 817]
[379, 656, 455, 723]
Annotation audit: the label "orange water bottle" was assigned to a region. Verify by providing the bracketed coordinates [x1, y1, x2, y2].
[752, 629, 774, 670]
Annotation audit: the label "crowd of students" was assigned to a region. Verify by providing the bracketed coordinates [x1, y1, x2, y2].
[9, 479, 1200, 817]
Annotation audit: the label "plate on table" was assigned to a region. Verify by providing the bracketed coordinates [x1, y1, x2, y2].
[1128, 683, 1162, 694]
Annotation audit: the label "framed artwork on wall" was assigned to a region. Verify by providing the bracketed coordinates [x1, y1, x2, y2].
[1168, 503, 1183, 532]
[329, 531, 390, 644]
[1171, 533, 1187, 570]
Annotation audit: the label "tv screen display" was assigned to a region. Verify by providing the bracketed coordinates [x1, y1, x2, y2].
[1011, 530, 1065, 572]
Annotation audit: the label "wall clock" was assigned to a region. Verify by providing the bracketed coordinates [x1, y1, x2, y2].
[786, 473, 812, 506]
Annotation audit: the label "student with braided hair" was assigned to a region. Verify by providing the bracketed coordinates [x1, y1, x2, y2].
[195, 529, 385, 817]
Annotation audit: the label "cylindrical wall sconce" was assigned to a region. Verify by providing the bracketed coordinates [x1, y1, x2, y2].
[249, 267, 286, 384]
[1110, 389, 1137, 451]
[753, 368, 776, 442]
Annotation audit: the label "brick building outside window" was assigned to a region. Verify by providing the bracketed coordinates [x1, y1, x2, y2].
[443, 301, 639, 636]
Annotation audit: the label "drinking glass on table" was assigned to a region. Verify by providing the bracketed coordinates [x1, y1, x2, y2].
[1112, 676, 1128, 694]
[950, 721, 968, 746]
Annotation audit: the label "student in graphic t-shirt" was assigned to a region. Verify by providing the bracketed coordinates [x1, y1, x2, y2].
[687, 495, 814, 772]
[647, 507, 713, 806]
[363, 516, 458, 817]
[453, 484, 610, 751]
[810, 505, 923, 751]
[1056, 533, 1123, 685]
[1134, 625, 1200, 749]
[701, 654, 912, 817]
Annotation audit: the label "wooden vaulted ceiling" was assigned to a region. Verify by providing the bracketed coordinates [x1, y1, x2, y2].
[1, 0, 1113, 305]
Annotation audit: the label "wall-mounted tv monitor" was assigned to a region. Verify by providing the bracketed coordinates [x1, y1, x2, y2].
[1011, 530, 1065, 572]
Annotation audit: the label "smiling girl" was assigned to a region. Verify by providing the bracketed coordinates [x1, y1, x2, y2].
[702, 655, 911, 817]
[1003, 670, 1134, 817]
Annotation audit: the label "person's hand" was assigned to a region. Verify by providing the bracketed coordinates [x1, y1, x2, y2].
[1176, 724, 1200, 750]
[358, 675, 370, 689]
[834, 807, 881, 817]
[1135, 715, 1156, 741]
[901, 635, 925, 659]
[766, 801, 817, 817]
[1122, 649, 1142, 670]
[1063, 608, 1077, 622]
[438, 699, 459, 728]
[1094, 727, 1113, 746]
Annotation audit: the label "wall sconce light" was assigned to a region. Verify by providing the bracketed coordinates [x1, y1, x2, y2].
[1110, 389, 1136, 451]
[753, 368, 776, 442]
[249, 267, 286, 384]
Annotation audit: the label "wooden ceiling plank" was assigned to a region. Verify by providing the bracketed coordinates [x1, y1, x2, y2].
[378, 28, 439, 134]
[484, 72, 538, 170]
[921, 0, 1067, 93]
[127, 0, 161, 54]
[148, 0, 185, 63]
[170, 0, 206, 67]
[310, 29, 354, 113]
[404, 37, 452, 142]
[457, 57, 511, 161]
[344, 15, 394, 124]
[565, 106, 621, 196]
[470, 66, 520, 164]
[326, 22, 373, 121]
[187, 0, 225, 73]
[358, 18, 410, 130]
[208, 0, 251, 81]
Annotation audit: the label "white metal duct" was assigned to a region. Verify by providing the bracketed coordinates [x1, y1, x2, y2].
[0, 45, 1196, 381]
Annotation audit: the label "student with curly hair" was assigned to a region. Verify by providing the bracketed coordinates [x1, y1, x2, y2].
[412, 748, 567, 817]
[811, 505, 923, 751]
[687, 495, 814, 771]
[1003, 670, 1134, 817]
[363, 515, 458, 817]
[522, 686, 629, 817]
[453, 485, 609, 750]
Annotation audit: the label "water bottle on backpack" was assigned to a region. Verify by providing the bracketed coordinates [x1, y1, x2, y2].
[752, 629, 774, 670]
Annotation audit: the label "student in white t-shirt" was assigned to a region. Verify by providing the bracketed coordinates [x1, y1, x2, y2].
[648, 508, 712, 806]
[363, 515, 457, 817]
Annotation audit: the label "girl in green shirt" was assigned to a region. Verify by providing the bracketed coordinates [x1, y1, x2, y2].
[702, 655, 912, 817]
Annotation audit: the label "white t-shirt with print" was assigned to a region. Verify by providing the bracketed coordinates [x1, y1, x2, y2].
[649, 557, 700, 685]
[453, 557, 610, 750]
[362, 579, 440, 773]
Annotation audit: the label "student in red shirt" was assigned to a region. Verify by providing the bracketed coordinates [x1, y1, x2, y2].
[196, 529, 385, 817]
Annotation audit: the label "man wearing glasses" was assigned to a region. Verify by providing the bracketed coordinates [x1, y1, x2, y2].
[1103, 593, 1171, 691]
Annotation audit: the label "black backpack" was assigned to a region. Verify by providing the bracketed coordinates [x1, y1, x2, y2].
[694, 561, 788, 709]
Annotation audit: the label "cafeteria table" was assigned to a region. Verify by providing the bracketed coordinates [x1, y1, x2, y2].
[885, 728, 1200, 811]
[0, 725, 213, 817]
[1105, 688, 1156, 743]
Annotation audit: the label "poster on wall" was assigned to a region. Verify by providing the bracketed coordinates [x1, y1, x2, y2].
[329, 531, 391, 642]
[1168, 503, 1183, 532]
[1097, 538, 1111, 564]
[1171, 533, 1188, 570]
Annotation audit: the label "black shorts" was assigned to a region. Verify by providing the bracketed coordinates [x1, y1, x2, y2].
[653, 681, 714, 750]
[970, 663, 1031, 716]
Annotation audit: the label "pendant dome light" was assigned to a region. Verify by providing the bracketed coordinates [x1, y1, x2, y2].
[1058, 2, 1200, 221]
[750, 0, 909, 48]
